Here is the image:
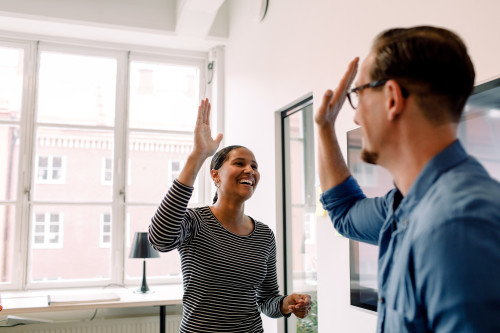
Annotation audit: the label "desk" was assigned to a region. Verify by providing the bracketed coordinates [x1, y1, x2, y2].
[0, 285, 183, 332]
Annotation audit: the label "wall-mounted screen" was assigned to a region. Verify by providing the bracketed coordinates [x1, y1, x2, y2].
[347, 77, 500, 312]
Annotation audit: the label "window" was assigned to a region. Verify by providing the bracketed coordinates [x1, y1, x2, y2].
[32, 212, 63, 248]
[170, 160, 182, 181]
[124, 58, 203, 284]
[0, 43, 25, 287]
[36, 155, 66, 183]
[0, 37, 211, 291]
[100, 213, 112, 248]
[168, 160, 199, 204]
[102, 157, 113, 185]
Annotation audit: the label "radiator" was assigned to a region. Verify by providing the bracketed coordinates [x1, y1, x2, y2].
[4, 315, 182, 333]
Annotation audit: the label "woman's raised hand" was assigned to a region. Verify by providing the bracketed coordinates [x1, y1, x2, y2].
[177, 98, 223, 187]
[193, 98, 223, 159]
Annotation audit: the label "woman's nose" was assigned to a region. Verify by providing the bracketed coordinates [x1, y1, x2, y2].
[244, 165, 254, 174]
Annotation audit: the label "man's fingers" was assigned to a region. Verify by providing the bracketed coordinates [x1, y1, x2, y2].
[330, 57, 359, 109]
[316, 89, 334, 123]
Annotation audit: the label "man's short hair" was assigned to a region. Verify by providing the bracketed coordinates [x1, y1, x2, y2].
[370, 26, 475, 123]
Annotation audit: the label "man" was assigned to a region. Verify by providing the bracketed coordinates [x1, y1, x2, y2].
[315, 26, 500, 332]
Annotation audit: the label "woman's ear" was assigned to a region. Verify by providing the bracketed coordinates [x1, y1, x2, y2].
[210, 169, 219, 182]
[384, 80, 406, 121]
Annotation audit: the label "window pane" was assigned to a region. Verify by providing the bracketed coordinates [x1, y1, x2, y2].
[0, 47, 24, 121]
[127, 131, 197, 204]
[129, 61, 199, 131]
[52, 157, 62, 168]
[0, 125, 19, 200]
[285, 107, 318, 291]
[34, 127, 113, 202]
[0, 204, 16, 284]
[125, 206, 181, 282]
[30, 205, 112, 282]
[37, 52, 117, 126]
[282, 102, 319, 332]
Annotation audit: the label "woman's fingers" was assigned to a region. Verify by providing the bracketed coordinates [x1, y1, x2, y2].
[196, 98, 210, 125]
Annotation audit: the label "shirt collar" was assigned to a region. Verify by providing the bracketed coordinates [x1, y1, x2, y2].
[404, 140, 468, 204]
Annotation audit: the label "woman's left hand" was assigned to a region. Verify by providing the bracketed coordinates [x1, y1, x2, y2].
[282, 293, 312, 319]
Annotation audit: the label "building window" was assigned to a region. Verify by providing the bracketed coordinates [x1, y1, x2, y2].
[169, 160, 199, 204]
[102, 157, 113, 185]
[36, 155, 66, 183]
[100, 213, 112, 248]
[32, 212, 63, 248]
[170, 160, 182, 181]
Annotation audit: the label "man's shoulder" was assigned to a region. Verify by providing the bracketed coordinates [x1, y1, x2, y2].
[436, 157, 500, 202]
[413, 159, 500, 231]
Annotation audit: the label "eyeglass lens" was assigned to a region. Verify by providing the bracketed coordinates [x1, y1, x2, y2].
[348, 91, 359, 109]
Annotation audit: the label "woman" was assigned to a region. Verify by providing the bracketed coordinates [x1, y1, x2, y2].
[149, 98, 311, 332]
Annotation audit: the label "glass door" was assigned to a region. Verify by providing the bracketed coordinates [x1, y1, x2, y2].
[281, 96, 318, 332]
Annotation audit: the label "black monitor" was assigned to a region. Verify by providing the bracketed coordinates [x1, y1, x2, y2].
[347, 77, 500, 311]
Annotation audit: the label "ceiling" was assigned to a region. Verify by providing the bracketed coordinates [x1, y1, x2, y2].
[0, 0, 230, 52]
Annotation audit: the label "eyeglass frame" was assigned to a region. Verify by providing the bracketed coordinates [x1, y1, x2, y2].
[346, 79, 389, 110]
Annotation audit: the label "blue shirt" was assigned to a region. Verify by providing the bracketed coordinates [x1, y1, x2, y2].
[320, 140, 500, 332]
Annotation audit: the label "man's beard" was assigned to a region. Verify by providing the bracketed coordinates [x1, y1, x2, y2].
[361, 149, 379, 165]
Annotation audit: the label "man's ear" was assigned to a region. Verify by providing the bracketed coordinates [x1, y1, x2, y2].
[384, 80, 406, 121]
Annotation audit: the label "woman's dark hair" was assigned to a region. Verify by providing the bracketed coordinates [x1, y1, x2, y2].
[370, 26, 475, 124]
[210, 145, 245, 204]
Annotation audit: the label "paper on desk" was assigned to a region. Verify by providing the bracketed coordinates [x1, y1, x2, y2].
[0, 295, 49, 309]
[48, 292, 120, 306]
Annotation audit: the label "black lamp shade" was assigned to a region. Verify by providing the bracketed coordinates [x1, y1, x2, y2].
[129, 232, 160, 259]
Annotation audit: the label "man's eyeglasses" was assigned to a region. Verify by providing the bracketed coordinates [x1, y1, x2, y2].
[346, 79, 388, 110]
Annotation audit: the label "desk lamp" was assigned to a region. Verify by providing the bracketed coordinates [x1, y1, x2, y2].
[129, 232, 160, 293]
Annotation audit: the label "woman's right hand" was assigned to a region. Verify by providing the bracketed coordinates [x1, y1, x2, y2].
[177, 98, 223, 187]
[193, 98, 223, 159]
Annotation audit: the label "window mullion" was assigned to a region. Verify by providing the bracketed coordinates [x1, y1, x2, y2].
[13, 40, 40, 291]
[111, 51, 130, 286]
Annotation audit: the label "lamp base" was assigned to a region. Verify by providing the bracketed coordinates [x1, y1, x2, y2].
[133, 289, 155, 294]
[133, 259, 154, 294]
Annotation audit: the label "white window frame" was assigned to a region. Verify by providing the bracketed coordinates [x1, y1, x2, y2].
[0, 35, 220, 291]
[123, 53, 207, 287]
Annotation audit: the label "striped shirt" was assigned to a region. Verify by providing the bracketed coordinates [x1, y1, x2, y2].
[149, 179, 287, 333]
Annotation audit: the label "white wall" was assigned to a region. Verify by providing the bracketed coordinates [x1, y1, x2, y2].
[224, 0, 500, 332]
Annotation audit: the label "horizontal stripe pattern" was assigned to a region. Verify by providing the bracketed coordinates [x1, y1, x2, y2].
[149, 179, 286, 333]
